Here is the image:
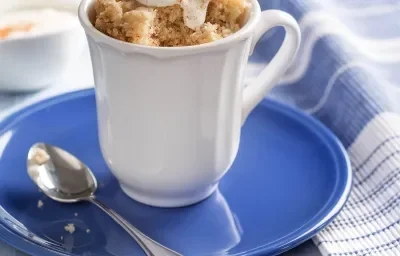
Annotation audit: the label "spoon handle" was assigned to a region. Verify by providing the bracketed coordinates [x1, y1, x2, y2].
[87, 196, 183, 256]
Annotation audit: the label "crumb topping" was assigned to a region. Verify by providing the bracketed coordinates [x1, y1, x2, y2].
[94, 0, 249, 46]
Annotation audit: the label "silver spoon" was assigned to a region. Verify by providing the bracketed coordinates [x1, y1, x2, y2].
[27, 143, 183, 256]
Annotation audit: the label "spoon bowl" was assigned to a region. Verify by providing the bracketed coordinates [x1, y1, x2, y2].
[28, 143, 97, 203]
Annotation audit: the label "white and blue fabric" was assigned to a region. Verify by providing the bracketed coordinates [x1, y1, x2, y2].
[1, 0, 400, 255]
[253, 0, 400, 255]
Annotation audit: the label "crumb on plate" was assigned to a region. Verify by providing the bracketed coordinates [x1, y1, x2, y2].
[64, 223, 76, 234]
[37, 200, 44, 209]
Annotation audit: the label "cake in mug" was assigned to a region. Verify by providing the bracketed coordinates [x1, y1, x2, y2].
[94, 0, 250, 46]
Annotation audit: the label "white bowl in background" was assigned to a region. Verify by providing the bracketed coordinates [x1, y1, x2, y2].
[0, 0, 86, 92]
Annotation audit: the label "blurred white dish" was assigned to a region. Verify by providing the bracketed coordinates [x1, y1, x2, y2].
[0, 0, 86, 92]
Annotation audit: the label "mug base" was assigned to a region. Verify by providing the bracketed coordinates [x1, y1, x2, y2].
[120, 183, 218, 208]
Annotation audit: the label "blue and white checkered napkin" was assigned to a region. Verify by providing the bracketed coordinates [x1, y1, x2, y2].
[251, 0, 400, 255]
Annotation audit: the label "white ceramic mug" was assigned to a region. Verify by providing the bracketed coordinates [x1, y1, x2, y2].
[78, 0, 301, 207]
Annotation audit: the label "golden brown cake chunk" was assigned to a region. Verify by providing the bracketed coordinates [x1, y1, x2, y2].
[94, 0, 249, 46]
[121, 7, 156, 45]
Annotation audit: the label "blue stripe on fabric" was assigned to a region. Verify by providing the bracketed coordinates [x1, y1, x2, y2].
[316, 217, 400, 245]
[326, 236, 400, 255]
[329, 193, 400, 226]
[354, 135, 400, 173]
[354, 150, 400, 186]
[347, 168, 400, 206]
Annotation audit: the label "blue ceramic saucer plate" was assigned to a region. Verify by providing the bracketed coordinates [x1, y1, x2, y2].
[0, 89, 351, 256]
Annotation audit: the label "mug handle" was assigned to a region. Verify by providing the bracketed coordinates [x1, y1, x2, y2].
[242, 10, 301, 124]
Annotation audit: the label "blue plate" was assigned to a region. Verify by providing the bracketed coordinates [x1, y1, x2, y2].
[0, 89, 351, 256]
